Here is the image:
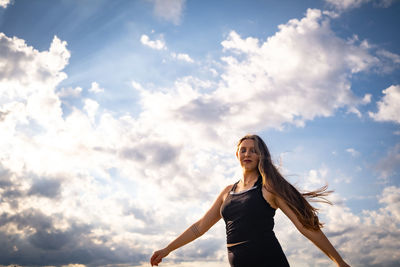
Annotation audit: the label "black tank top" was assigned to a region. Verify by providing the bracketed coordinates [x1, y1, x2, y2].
[220, 176, 276, 244]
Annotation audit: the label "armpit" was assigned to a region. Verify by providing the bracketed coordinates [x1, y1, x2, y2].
[262, 186, 278, 209]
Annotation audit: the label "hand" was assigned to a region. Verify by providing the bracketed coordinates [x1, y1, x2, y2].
[150, 248, 170, 266]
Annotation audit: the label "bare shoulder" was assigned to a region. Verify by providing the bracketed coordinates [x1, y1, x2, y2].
[220, 184, 234, 202]
[261, 185, 279, 209]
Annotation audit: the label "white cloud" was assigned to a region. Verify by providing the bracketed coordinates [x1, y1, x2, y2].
[0, 33, 69, 131]
[0, 32, 233, 267]
[362, 93, 372, 104]
[375, 143, 400, 181]
[322, 10, 340, 18]
[375, 49, 400, 73]
[369, 85, 400, 124]
[325, 0, 368, 10]
[325, 0, 396, 11]
[272, 184, 400, 267]
[306, 168, 328, 185]
[346, 148, 360, 157]
[88, 81, 104, 93]
[140, 34, 166, 50]
[171, 52, 194, 63]
[150, 0, 185, 25]
[83, 98, 99, 124]
[221, 31, 259, 54]
[209, 9, 376, 130]
[379, 186, 400, 221]
[333, 175, 352, 184]
[0, 0, 11, 8]
[0, 7, 399, 265]
[131, 80, 144, 91]
[377, 49, 400, 64]
[209, 68, 218, 76]
[57, 86, 83, 98]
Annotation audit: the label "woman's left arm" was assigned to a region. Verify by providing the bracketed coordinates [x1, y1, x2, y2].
[273, 193, 350, 267]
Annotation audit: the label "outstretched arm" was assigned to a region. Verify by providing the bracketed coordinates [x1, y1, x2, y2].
[274, 194, 350, 267]
[150, 185, 231, 266]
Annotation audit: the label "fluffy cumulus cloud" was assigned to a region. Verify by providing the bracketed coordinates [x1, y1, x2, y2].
[140, 34, 167, 50]
[0, 33, 148, 266]
[0, 31, 231, 266]
[141, 34, 195, 64]
[171, 52, 194, 63]
[135, 8, 378, 144]
[88, 81, 104, 94]
[369, 85, 400, 124]
[0, 0, 11, 8]
[348, 186, 400, 266]
[1, 8, 399, 266]
[214, 8, 375, 129]
[0, 32, 69, 131]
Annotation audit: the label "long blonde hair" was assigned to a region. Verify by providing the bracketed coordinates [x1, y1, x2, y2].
[237, 134, 332, 230]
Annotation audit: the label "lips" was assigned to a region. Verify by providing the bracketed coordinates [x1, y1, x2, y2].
[243, 160, 252, 163]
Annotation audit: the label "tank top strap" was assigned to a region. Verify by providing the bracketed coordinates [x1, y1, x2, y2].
[255, 175, 263, 188]
[231, 181, 239, 192]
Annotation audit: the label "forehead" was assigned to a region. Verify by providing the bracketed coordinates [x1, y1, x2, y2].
[239, 139, 256, 148]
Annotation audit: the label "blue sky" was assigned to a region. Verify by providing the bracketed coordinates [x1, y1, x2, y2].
[0, 0, 399, 266]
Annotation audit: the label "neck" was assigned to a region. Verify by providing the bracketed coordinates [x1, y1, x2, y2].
[241, 170, 259, 186]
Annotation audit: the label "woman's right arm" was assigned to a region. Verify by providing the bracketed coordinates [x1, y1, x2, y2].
[150, 185, 231, 266]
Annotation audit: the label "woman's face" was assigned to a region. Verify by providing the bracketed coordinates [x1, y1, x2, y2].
[236, 139, 260, 172]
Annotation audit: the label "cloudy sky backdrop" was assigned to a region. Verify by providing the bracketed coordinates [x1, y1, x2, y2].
[0, 0, 399, 266]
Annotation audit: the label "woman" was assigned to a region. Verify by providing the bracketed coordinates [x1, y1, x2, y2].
[150, 134, 350, 266]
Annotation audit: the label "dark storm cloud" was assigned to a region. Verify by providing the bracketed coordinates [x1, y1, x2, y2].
[120, 147, 146, 162]
[0, 209, 53, 231]
[175, 237, 224, 261]
[0, 166, 63, 211]
[177, 97, 230, 123]
[148, 142, 180, 165]
[123, 205, 153, 225]
[0, 209, 147, 266]
[120, 141, 180, 166]
[325, 226, 356, 238]
[0, 165, 24, 209]
[0, 164, 12, 188]
[29, 228, 72, 250]
[28, 178, 62, 198]
[0, 163, 148, 266]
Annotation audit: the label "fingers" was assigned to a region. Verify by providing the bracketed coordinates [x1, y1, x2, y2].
[150, 253, 156, 265]
[150, 252, 157, 265]
[150, 251, 163, 266]
[151, 258, 161, 266]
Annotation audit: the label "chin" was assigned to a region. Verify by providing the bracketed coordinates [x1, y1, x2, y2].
[244, 166, 257, 171]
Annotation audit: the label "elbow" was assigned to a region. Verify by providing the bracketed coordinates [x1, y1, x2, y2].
[191, 222, 202, 238]
[197, 222, 207, 236]
[298, 225, 308, 236]
[199, 230, 206, 237]
[192, 221, 208, 238]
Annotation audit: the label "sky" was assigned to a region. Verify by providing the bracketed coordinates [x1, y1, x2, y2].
[0, 0, 399, 266]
